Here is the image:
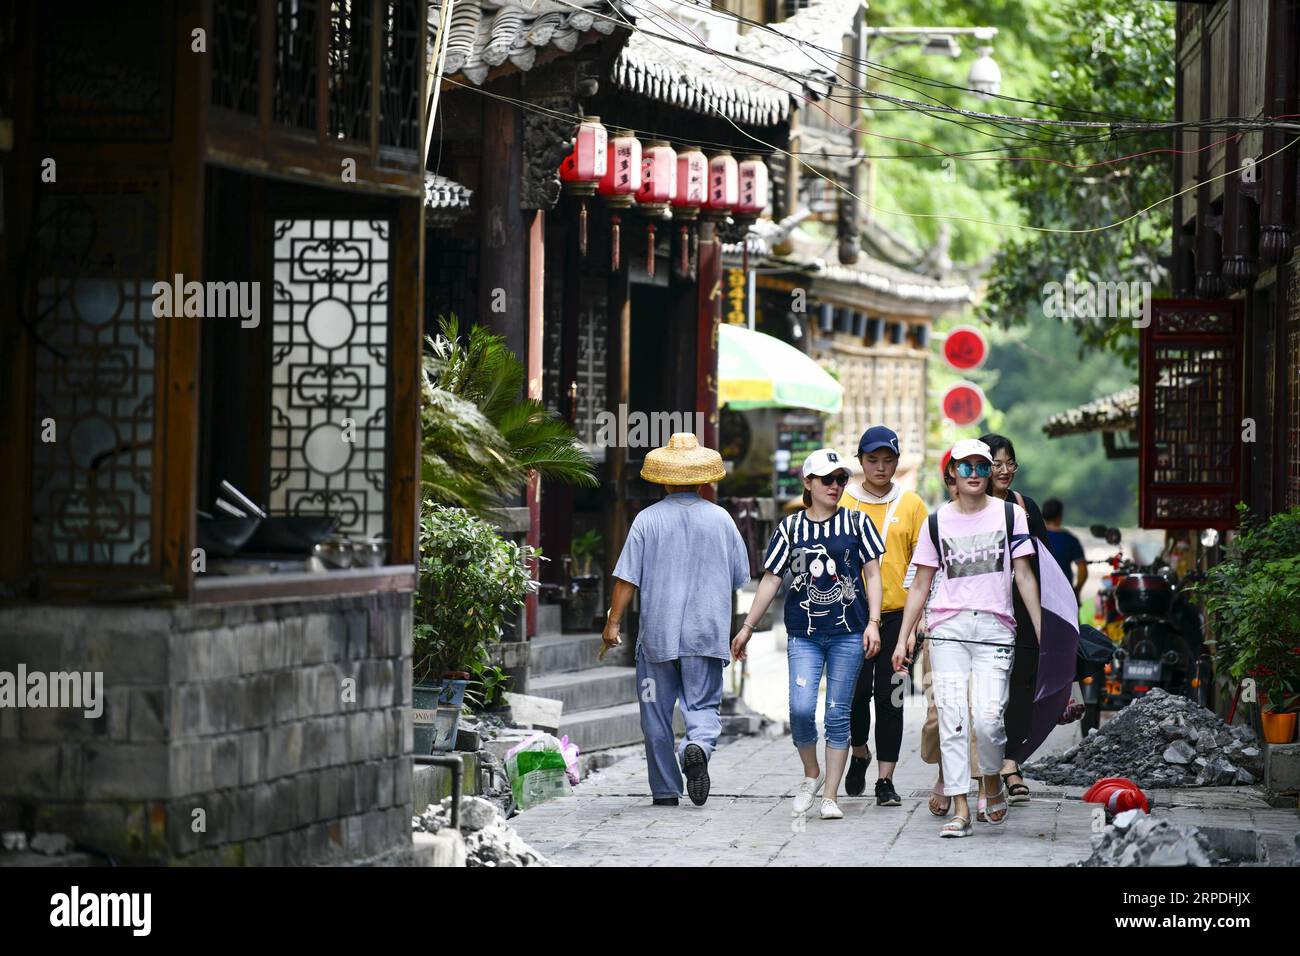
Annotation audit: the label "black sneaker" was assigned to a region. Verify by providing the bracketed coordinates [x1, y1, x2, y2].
[875, 777, 901, 807]
[845, 755, 870, 796]
[652, 796, 679, 807]
[682, 743, 710, 806]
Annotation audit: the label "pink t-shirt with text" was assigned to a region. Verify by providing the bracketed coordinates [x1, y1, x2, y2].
[910, 499, 1034, 632]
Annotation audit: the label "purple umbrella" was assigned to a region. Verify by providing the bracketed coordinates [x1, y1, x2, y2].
[1006, 535, 1079, 764]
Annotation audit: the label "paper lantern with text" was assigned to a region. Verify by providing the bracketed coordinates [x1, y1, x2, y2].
[941, 381, 986, 426]
[706, 150, 738, 217]
[598, 130, 640, 271]
[559, 116, 607, 257]
[673, 148, 707, 277]
[943, 325, 989, 371]
[637, 141, 676, 277]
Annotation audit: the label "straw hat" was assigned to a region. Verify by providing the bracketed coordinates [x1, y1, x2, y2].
[640, 432, 725, 485]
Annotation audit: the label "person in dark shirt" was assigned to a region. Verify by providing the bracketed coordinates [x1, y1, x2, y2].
[1042, 498, 1088, 599]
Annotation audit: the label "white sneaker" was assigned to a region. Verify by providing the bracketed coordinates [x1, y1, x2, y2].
[818, 798, 844, 820]
[792, 773, 825, 815]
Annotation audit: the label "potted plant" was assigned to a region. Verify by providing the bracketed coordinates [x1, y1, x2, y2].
[1196, 507, 1300, 744]
[413, 505, 538, 753]
[563, 529, 603, 633]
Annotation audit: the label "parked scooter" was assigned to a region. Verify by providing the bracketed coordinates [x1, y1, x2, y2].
[1085, 527, 1206, 719]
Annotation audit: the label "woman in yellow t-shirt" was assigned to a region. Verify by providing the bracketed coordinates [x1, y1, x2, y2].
[838, 426, 927, 806]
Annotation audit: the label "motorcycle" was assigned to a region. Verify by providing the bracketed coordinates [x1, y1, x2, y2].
[1083, 526, 1206, 724]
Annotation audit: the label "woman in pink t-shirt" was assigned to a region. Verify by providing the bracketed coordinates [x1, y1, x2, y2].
[891, 439, 1043, 838]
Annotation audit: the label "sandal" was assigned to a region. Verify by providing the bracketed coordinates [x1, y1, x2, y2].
[928, 786, 951, 817]
[939, 815, 972, 838]
[975, 796, 987, 823]
[984, 784, 1009, 826]
[1002, 770, 1031, 805]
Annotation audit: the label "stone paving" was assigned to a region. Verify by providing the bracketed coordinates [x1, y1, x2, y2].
[511, 696, 1300, 866]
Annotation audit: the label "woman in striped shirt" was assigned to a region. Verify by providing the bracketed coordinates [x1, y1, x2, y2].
[731, 448, 885, 820]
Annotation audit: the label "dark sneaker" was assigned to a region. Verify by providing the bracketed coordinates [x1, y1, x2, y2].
[875, 777, 901, 807]
[845, 755, 870, 796]
[682, 743, 710, 806]
[652, 796, 679, 807]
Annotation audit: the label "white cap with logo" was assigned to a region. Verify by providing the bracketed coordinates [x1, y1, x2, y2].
[802, 447, 850, 478]
[949, 438, 993, 463]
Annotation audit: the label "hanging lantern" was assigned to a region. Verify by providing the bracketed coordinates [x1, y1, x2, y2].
[636, 141, 676, 278]
[705, 150, 738, 219]
[559, 116, 607, 257]
[672, 147, 707, 278]
[598, 129, 641, 271]
[735, 155, 769, 225]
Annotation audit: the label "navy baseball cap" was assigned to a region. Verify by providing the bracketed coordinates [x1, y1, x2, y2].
[858, 425, 900, 456]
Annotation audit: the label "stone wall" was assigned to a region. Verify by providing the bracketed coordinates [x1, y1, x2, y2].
[0, 591, 413, 865]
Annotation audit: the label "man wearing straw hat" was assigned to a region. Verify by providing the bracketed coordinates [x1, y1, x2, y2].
[602, 433, 750, 807]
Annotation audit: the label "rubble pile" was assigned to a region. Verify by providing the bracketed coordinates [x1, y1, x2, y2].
[1026, 688, 1263, 788]
[413, 796, 553, 867]
[1078, 812, 1225, 867]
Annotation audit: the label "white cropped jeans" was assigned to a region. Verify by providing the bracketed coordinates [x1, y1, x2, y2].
[928, 610, 1016, 796]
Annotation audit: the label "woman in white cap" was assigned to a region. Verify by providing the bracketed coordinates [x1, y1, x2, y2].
[732, 448, 885, 820]
[891, 439, 1043, 837]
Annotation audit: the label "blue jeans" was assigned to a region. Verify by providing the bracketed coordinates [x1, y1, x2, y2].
[788, 632, 864, 749]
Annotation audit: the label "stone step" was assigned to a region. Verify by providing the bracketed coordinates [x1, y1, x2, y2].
[529, 631, 631, 675]
[557, 701, 683, 753]
[528, 666, 637, 714]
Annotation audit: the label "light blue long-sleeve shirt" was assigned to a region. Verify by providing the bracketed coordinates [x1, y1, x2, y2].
[611, 492, 750, 663]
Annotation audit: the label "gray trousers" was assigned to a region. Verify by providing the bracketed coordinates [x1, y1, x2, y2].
[635, 652, 725, 798]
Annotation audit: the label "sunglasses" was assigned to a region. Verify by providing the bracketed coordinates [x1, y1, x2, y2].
[814, 472, 849, 487]
[955, 461, 992, 478]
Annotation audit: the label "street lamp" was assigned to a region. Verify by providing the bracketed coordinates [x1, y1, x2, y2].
[967, 48, 1001, 99]
[864, 26, 1001, 100]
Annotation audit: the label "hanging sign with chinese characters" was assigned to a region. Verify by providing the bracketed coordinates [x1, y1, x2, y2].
[725, 268, 747, 325]
[941, 381, 986, 426]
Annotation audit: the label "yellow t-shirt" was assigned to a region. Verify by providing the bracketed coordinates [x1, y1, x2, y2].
[838, 483, 928, 613]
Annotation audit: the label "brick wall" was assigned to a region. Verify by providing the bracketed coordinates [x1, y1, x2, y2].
[0, 591, 413, 865]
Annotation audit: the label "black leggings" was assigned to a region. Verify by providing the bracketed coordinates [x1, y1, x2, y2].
[849, 610, 904, 759]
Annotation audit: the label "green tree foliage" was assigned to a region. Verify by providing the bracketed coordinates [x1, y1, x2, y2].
[978, 1, 1176, 366]
[421, 315, 597, 517]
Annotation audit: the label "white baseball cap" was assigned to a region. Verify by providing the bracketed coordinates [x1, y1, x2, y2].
[949, 438, 993, 463]
[801, 447, 851, 478]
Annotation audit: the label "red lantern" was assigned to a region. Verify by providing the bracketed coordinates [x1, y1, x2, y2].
[560, 116, 607, 258]
[574, 115, 607, 183]
[637, 141, 677, 214]
[637, 141, 676, 279]
[673, 148, 707, 277]
[598, 130, 641, 204]
[673, 149, 707, 208]
[599, 130, 640, 272]
[706, 150, 738, 217]
[736, 155, 769, 220]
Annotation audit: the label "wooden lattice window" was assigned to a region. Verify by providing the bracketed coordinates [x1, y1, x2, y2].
[1140, 299, 1244, 528]
[212, 0, 261, 117]
[273, 0, 320, 130]
[379, 0, 422, 151]
[29, 186, 161, 568]
[269, 219, 390, 540]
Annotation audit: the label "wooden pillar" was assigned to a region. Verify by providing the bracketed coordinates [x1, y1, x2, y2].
[478, 79, 529, 365]
[696, 219, 721, 502]
[605, 262, 631, 606]
[390, 195, 425, 567]
[525, 209, 545, 635]
[160, 0, 209, 598]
